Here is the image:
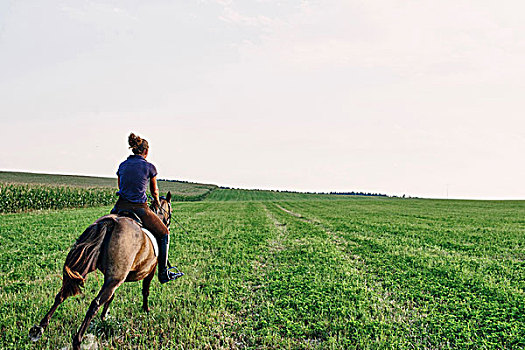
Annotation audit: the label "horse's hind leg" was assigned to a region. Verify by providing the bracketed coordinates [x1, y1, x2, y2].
[142, 269, 155, 313]
[100, 294, 115, 321]
[72, 279, 121, 350]
[29, 289, 68, 341]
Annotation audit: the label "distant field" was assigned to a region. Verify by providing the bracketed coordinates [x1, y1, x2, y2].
[206, 188, 349, 201]
[0, 171, 118, 188]
[1, 198, 523, 349]
[156, 181, 217, 201]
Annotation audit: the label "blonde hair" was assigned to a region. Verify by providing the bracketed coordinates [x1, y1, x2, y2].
[128, 133, 149, 155]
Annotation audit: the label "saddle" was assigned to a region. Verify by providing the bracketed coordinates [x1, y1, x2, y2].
[117, 210, 143, 226]
[116, 210, 158, 256]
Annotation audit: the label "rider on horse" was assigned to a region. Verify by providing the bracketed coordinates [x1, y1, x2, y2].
[111, 133, 180, 283]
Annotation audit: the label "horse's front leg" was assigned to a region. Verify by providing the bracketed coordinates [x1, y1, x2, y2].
[142, 269, 156, 313]
[72, 279, 121, 350]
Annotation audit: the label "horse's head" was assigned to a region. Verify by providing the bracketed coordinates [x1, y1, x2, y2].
[152, 191, 172, 228]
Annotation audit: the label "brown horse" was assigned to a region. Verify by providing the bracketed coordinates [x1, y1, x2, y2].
[29, 193, 173, 350]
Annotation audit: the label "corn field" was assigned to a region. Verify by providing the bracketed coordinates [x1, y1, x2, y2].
[0, 183, 116, 213]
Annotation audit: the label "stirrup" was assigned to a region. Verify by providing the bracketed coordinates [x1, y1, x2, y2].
[167, 266, 184, 280]
[159, 266, 184, 284]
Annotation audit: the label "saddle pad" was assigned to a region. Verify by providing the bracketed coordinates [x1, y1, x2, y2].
[142, 228, 158, 257]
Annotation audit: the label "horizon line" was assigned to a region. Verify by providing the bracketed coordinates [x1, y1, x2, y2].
[1, 169, 524, 201]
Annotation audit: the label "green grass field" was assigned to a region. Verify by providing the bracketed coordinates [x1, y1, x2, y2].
[206, 189, 348, 201]
[1, 196, 523, 349]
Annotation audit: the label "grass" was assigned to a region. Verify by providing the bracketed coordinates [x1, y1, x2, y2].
[206, 188, 347, 201]
[0, 197, 523, 349]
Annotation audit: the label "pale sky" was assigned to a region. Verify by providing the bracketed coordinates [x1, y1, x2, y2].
[1, 0, 524, 199]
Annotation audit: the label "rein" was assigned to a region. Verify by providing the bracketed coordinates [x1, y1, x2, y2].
[151, 199, 171, 229]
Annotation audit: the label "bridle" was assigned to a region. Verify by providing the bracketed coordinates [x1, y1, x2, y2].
[149, 195, 189, 235]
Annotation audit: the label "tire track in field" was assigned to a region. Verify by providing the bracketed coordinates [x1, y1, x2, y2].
[263, 204, 287, 252]
[260, 204, 337, 348]
[275, 204, 365, 265]
[274, 203, 369, 274]
[244, 205, 286, 299]
[222, 203, 290, 349]
[274, 204, 304, 219]
[246, 204, 288, 300]
[273, 203, 422, 327]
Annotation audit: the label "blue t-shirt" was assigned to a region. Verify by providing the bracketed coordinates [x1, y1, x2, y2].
[116, 155, 158, 203]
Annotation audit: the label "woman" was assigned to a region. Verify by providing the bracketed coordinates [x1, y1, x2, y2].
[111, 133, 179, 283]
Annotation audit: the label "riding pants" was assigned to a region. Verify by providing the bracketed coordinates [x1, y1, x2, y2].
[110, 198, 169, 238]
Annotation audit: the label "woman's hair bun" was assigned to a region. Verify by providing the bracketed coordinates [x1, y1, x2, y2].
[128, 133, 149, 155]
[128, 133, 141, 147]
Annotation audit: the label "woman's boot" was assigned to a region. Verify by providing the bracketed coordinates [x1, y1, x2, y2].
[157, 235, 180, 283]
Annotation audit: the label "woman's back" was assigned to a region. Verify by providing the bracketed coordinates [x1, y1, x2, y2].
[117, 154, 157, 203]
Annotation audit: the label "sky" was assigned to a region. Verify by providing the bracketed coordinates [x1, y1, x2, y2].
[1, 0, 524, 199]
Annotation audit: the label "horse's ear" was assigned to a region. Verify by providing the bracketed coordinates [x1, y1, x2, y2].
[166, 191, 171, 202]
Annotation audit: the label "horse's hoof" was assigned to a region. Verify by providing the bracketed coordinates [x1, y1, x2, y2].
[142, 306, 150, 313]
[81, 334, 98, 350]
[29, 325, 43, 342]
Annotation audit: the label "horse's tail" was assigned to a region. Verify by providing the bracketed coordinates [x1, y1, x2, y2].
[61, 217, 116, 298]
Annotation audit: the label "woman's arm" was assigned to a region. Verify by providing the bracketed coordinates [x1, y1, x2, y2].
[149, 176, 161, 206]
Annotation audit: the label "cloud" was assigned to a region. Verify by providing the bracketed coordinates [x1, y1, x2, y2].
[219, 7, 275, 28]
[60, 1, 138, 23]
[229, 0, 525, 83]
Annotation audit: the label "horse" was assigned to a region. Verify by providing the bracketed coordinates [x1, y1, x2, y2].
[29, 192, 174, 350]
